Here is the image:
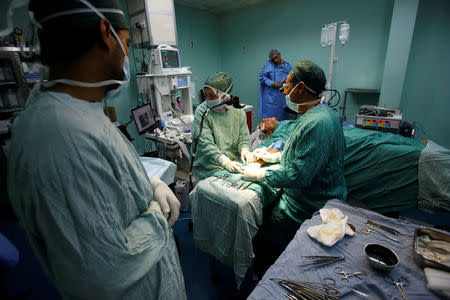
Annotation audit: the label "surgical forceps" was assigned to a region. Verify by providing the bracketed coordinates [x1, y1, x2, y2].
[385, 276, 409, 300]
[360, 223, 400, 243]
[329, 266, 365, 285]
[271, 277, 340, 300]
[298, 255, 344, 270]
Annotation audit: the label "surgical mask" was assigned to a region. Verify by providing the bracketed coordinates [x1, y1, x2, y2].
[37, 0, 130, 99]
[206, 99, 221, 108]
[104, 56, 130, 101]
[203, 83, 233, 111]
[285, 82, 321, 113]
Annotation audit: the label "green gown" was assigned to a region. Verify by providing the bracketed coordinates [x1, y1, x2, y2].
[263, 104, 347, 239]
[7, 85, 186, 300]
[190, 101, 249, 180]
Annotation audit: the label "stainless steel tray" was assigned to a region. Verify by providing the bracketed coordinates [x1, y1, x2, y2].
[413, 227, 450, 272]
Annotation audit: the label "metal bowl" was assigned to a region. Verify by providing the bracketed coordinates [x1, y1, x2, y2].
[365, 243, 399, 271]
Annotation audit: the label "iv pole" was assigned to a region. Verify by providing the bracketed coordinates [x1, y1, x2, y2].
[321, 21, 349, 102]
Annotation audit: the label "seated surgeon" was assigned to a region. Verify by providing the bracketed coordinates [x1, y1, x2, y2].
[243, 60, 347, 276]
[7, 0, 185, 298]
[190, 72, 251, 180]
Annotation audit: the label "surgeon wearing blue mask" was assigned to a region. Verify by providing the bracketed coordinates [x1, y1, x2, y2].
[190, 72, 251, 180]
[243, 60, 347, 278]
[7, 0, 185, 299]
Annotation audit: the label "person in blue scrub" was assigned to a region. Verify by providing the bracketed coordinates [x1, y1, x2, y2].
[258, 49, 292, 121]
[6, 0, 185, 299]
[245, 60, 347, 277]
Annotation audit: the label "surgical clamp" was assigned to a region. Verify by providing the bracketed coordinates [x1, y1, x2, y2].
[238, 181, 253, 190]
[360, 223, 400, 243]
[328, 266, 365, 285]
[366, 219, 402, 236]
[385, 276, 409, 300]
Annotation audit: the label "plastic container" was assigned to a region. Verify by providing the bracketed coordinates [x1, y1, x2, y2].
[339, 23, 350, 45]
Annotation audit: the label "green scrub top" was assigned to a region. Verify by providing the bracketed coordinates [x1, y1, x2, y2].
[191, 101, 249, 180]
[264, 104, 347, 238]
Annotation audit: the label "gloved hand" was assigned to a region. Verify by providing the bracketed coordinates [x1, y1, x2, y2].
[219, 155, 244, 173]
[147, 200, 163, 215]
[243, 147, 267, 165]
[254, 148, 282, 163]
[242, 164, 266, 182]
[240, 147, 251, 165]
[150, 176, 180, 227]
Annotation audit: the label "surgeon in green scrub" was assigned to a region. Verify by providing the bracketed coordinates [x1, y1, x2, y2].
[7, 0, 185, 299]
[190, 72, 251, 180]
[243, 60, 347, 276]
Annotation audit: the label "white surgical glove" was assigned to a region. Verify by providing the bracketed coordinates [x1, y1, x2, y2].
[242, 163, 266, 182]
[244, 147, 267, 164]
[150, 176, 180, 227]
[254, 149, 282, 163]
[219, 155, 244, 173]
[147, 200, 163, 215]
[240, 147, 251, 165]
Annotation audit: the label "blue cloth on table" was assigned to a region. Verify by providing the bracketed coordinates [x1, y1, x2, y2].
[249, 199, 439, 300]
[139, 157, 176, 185]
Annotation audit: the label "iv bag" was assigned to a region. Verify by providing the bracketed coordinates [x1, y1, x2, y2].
[320, 26, 327, 48]
[339, 23, 350, 45]
[327, 24, 335, 46]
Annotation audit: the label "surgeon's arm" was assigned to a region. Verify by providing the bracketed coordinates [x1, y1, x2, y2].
[265, 121, 331, 188]
[259, 63, 274, 87]
[32, 153, 178, 297]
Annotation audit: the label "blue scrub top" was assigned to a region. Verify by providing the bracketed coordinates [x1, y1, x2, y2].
[258, 60, 292, 121]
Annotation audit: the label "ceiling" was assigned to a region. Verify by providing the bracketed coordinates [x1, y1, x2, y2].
[174, 0, 268, 15]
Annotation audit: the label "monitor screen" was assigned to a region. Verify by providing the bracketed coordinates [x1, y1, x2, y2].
[177, 76, 188, 88]
[131, 103, 156, 135]
[161, 49, 179, 68]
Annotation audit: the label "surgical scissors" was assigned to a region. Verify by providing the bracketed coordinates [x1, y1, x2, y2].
[332, 266, 365, 285]
[360, 223, 400, 243]
[385, 276, 409, 300]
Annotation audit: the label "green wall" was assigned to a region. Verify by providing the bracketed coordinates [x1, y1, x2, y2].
[400, 0, 450, 148]
[218, 0, 394, 125]
[379, 0, 419, 109]
[2, 0, 449, 150]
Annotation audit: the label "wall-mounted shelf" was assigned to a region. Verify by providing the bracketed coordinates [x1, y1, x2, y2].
[341, 88, 380, 121]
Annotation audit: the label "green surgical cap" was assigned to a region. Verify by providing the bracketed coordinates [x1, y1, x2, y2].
[204, 72, 233, 93]
[29, 0, 128, 31]
[289, 60, 326, 94]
